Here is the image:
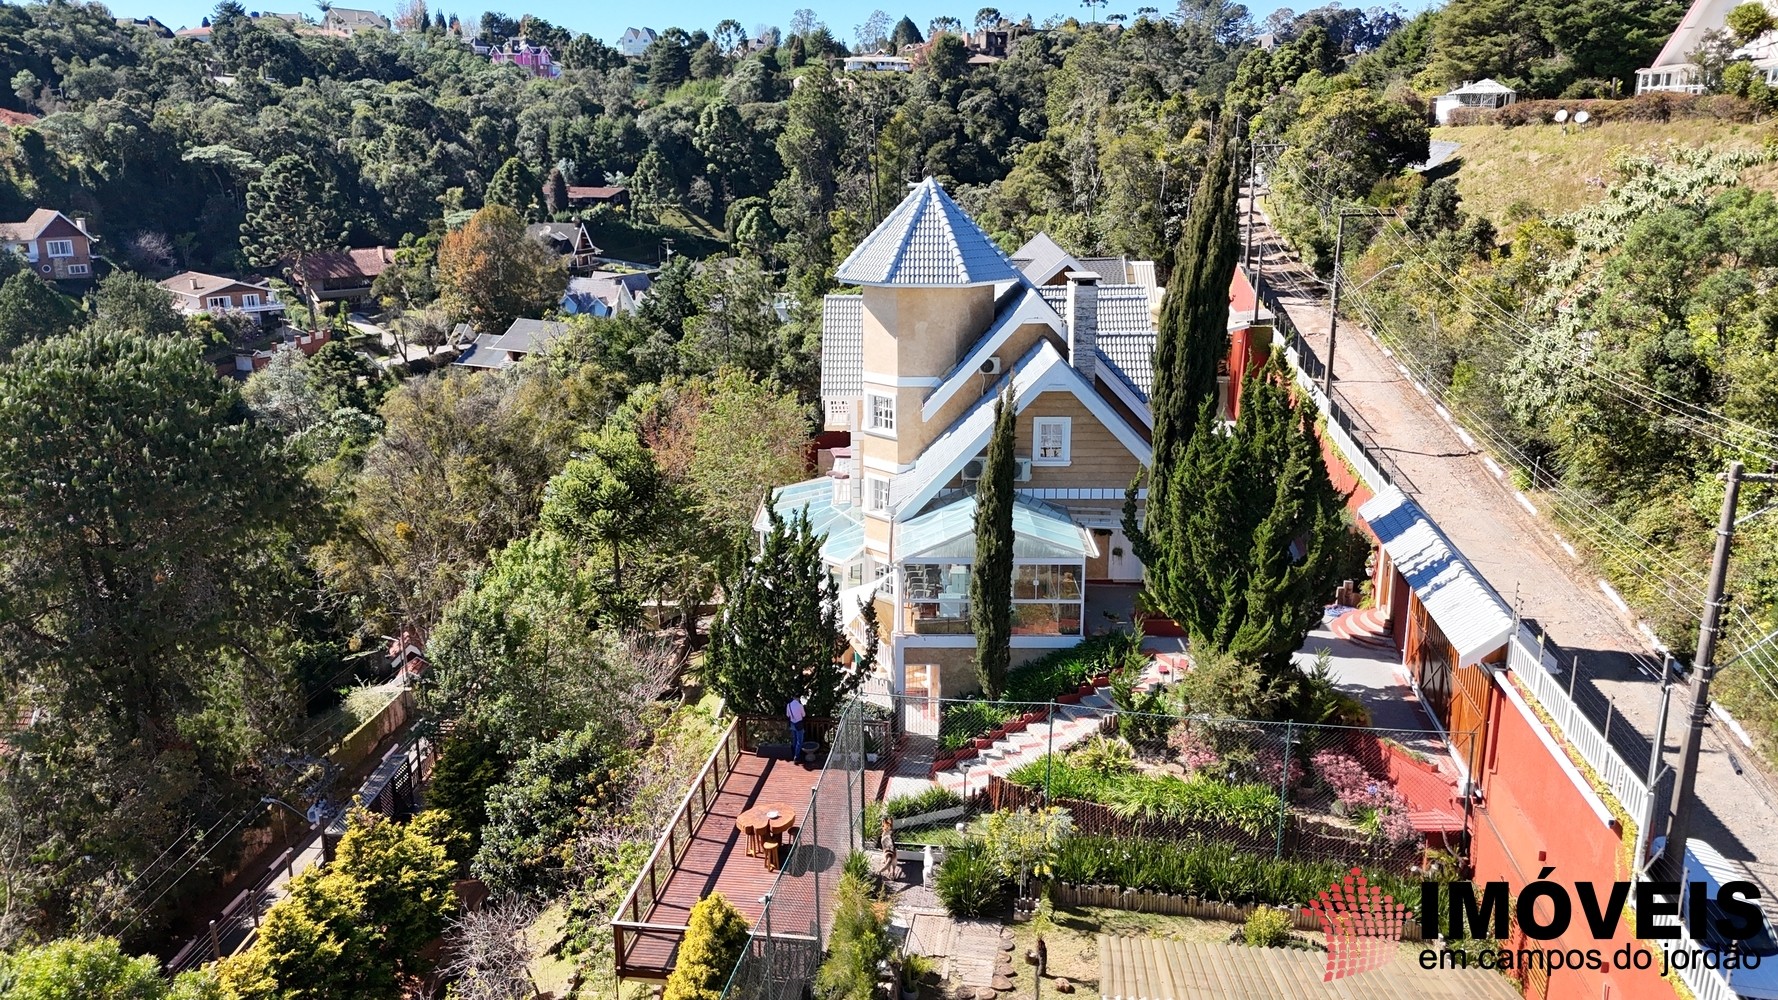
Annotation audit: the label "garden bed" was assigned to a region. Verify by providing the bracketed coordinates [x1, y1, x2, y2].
[935, 632, 1145, 755]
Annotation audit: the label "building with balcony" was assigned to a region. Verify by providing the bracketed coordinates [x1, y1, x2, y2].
[159, 271, 285, 325]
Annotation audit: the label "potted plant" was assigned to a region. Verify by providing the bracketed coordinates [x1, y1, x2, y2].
[1004, 718, 1027, 735]
[1077, 681, 1096, 696]
[974, 736, 994, 750]
[1057, 689, 1081, 705]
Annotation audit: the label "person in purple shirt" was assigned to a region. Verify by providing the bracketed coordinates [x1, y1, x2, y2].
[787, 695, 806, 762]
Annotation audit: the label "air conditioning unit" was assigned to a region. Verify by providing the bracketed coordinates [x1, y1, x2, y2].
[962, 458, 987, 480]
[980, 356, 1002, 375]
[1015, 458, 1032, 482]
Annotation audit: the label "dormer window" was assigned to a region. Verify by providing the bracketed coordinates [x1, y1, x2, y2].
[866, 392, 896, 436]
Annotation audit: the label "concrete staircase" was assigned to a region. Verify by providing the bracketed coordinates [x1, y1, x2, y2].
[1329, 606, 1397, 652]
[933, 660, 1174, 797]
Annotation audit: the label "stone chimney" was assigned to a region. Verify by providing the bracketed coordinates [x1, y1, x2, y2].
[1064, 270, 1099, 384]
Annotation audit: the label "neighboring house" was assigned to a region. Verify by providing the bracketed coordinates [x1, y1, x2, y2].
[116, 15, 175, 36]
[842, 53, 913, 72]
[561, 271, 652, 317]
[1432, 78, 1517, 123]
[1637, 0, 1778, 92]
[618, 26, 657, 58]
[229, 328, 332, 374]
[0, 109, 38, 125]
[295, 246, 396, 306]
[491, 36, 561, 78]
[159, 271, 285, 325]
[527, 222, 601, 271]
[566, 184, 631, 209]
[0, 209, 97, 282]
[321, 6, 389, 34]
[452, 317, 570, 369]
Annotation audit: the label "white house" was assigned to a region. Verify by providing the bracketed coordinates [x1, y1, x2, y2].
[1433, 79, 1517, 123]
[618, 27, 657, 58]
[1637, 0, 1778, 93]
[842, 53, 913, 72]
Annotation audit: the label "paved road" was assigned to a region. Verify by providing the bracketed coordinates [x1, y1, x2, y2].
[1245, 192, 1778, 891]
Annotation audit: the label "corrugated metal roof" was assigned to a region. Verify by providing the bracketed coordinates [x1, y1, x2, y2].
[834, 178, 1021, 287]
[820, 295, 864, 401]
[1358, 487, 1514, 667]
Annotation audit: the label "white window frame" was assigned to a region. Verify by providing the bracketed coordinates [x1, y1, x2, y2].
[44, 239, 75, 258]
[865, 392, 897, 437]
[205, 295, 233, 311]
[241, 293, 261, 308]
[1032, 416, 1071, 465]
[65, 263, 89, 276]
[865, 474, 891, 514]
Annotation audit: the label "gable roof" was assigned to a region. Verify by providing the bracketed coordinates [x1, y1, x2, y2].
[1011, 232, 1086, 285]
[835, 178, 1021, 287]
[919, 286, 1063, 422]
[820, 295, 865, 401]
[324, 6, 388, 27]
[566, 184, 628, 201]
[527, 222, 599, 254]
[899, 492, 1099, 560]
[891, 339, 1151, 516]
[0, 209, 72, 241]
[0, 109, 38, 126]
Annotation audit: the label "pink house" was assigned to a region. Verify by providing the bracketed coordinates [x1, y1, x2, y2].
[491, 37, 560, 78]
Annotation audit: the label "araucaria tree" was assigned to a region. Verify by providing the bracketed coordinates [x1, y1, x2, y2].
[1146, 355, 1347, 689]
[970, 388, 1016, 699]
[241, 153, 346, 289]
[707, 507, 878, 718]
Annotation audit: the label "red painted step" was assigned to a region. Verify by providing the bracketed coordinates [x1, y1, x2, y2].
[1330, 607, 1398, 651]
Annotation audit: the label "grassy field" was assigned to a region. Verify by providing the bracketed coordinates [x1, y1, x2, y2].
[1432, 119, 1778, 225]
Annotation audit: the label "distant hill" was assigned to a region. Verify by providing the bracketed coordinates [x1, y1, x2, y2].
[1432, 117, 1778, 225]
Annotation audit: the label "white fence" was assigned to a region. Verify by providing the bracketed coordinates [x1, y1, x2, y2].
[1506, 627, 1652, 826]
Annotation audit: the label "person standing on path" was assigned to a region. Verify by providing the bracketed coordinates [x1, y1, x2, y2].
[787, 694, 806, 762]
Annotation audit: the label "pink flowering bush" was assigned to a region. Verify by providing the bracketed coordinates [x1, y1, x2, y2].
[1312, 749, 1418, 845]
[1168, 723, 1221, 775]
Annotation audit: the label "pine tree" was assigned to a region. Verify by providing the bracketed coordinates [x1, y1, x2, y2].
[663, 893, 751, 1000]
[240, 154, 345, 289]
[1125, 119, 1238, 614]
[970, 388, 1016, 699]
[707, 506, 879, 717]
[484, 156, 541, 218]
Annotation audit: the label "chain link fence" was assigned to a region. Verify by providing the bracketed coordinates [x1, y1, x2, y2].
[720, 700, 867, 1000]
[892, 691, 1469, 875]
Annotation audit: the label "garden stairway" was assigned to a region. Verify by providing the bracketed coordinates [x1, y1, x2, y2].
[932, 659, 1174, 798]
[1328, 606, 1397, 651]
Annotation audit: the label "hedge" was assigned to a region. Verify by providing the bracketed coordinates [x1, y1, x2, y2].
[1006, 754, 1284, 839]
[1050, 835, 1415, 908]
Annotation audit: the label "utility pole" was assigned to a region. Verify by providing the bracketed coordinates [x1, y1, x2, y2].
[1633, 654, 1676, 878]
[1660, 461, 1778, 877]
[1242, 137, 1284, 283]
[1324, 209, 1392, 398]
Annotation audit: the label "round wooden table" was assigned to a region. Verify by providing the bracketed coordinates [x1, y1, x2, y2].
[735, 803, 797, 862]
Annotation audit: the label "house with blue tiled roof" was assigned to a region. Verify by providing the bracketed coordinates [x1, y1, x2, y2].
[766, 178, 1275, 698]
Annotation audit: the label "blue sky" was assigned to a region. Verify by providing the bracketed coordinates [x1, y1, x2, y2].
[114, 0, 1318, 45]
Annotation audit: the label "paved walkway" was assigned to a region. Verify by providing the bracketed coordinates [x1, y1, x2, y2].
[1247, 190, 1778, 889]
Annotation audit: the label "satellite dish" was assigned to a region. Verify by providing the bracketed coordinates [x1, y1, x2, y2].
[1574, 110, 1591, 124]
[1553, 108, 1569, 123]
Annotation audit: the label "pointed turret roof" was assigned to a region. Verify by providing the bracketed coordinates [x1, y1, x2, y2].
[835, 177, 1022, 287]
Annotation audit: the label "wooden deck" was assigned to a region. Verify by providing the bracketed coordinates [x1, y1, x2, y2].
[1099, 936, 1521, 1000]
[616, 739, 874, 981]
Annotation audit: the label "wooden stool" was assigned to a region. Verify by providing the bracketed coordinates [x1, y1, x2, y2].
[761, 836, 782, 871]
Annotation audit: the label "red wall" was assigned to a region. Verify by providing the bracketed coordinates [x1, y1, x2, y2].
[1470, 679, 1673, 1000]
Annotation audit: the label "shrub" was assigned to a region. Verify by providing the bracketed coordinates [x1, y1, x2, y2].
[884, 786, 965, 819]
[1050, 834, 1416, 907]
[1005, 754, 1284, 838]
[934, 840, 1011, 918]
[1244, 907, 1294, 948]
[664, 893, 752, 1000]
[938, 699, 1021, 752]
[817, 862, 892, 1000]
[474, 722, 632, 897]
[1073, 735, 1136, 777]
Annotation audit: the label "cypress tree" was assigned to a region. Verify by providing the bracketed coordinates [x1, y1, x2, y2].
[1127, 119, 1240, 617]
[707, 506, 879, 717]
[970, 388, 1016, 699]
[1159, 354, 1348, 691]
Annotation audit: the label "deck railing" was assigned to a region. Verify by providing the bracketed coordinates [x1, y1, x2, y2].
[612, 717, 745, 978]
